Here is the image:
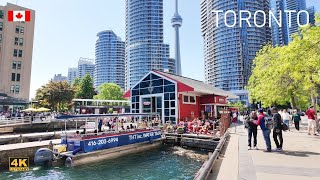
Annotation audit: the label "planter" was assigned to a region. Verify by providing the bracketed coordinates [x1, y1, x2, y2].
[177, 127, 184, 134]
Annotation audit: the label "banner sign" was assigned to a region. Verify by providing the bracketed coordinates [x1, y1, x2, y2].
[80, 130, 162, 153]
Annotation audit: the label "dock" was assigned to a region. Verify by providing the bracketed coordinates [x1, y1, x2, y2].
[0, 139, 60, 170]
[164, 133, 220, 150]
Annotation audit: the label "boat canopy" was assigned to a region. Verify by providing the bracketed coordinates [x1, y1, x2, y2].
[55, 113, 160, 120]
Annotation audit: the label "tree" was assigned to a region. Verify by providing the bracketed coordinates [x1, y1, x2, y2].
[35, 81, 74, 111]
[247, 14, 320, 109]
[94, 83, 124, 100]
[228, 101, 246, 111]
[75, 74, 95, 99]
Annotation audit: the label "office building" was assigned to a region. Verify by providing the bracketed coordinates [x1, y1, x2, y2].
[271, 0, 307, 46]
[0, 3, 35, 104]
[95, 30, 125, 89]
[125, 0, 175, 90]
[51, 74, 68, 82]
[200, 0, 271, 104]
[307, 6, 315, 25]
[78, 57, 94, 79]
[68, 67, 78, 85]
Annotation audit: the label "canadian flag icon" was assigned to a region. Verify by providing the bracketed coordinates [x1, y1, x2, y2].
[8, 10, 31, 22]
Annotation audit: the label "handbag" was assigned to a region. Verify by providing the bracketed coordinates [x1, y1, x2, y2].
[282, 123, 289, 131]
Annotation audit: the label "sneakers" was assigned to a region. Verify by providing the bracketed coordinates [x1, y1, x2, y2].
[264, 149, 272, 152]
[275, 148, 283, 152]
[248, 146, 251, 150]
[254, 146, 258, 150]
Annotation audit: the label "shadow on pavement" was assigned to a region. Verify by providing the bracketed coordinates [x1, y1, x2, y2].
[278, 150, 320, 157]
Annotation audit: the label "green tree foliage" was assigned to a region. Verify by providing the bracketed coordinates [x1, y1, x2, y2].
[247, 15, 320, 109]
[75, 74, 95, 99]
[35, 81, 74, 111]
[228, 101, 246, 111]
[94, 83, 124, 100]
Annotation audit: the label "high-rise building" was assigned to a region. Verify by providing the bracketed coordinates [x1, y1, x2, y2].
[67, 67, 78, 85]
[171, 0, 182, 76]
[0, 3, 35, 101]
[307, 6, 315, 25]
[271, 0, 307, 46]
[95, 30, 125, 89]
[51, 74, 68, 82]
[78, 57, 94, 79]
[285, 0, 307, 42]
[200, 0, 271, 104]
[125, 0, 175, 90]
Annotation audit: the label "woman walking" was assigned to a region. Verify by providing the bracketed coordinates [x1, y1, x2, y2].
[246, 111, 258, 150]
[292, 109, 301, 131]
[282, 109, 291, 131]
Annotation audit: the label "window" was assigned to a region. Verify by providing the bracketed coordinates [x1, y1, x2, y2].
[19, 38, 23, 46]
[15, 26, 20, 33]
[10, 85, 15, 93]
[0, 22, 3, 31]
[14, 37, 19, 45]
[12, 61, 17, 69]
[18, 50, 23, 57]
[0, 34, 2, 43]
[17, 61, 21, 69]
[15, 85, 20, 94]
[13, 49, 18, 57]
[16, 74, 20, 82]
[20, 27, 24, 34]
[183, 95, 196, 104]
[11, 73, 16, 81]
[0, 10, 3, 19]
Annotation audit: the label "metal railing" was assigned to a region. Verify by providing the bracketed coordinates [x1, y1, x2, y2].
[0, 116, 53, 126]
[194, 131, 230, 180]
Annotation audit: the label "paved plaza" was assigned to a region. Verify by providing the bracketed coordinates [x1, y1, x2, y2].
[212, 116, 320, 180]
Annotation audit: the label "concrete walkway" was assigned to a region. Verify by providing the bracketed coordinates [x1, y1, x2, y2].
[212, 117, 320, 180]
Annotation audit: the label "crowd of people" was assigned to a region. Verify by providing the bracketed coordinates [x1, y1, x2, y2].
[245, 106, 318, 152]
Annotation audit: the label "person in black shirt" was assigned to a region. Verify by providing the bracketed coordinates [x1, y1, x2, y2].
[272, 107, 283, 151]
[246, 111, 258, 150]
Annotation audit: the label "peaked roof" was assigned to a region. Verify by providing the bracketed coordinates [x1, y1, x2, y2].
[154, 71, 238, 99]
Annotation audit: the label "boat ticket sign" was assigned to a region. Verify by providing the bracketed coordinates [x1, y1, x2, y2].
[81, 130, 162, 153]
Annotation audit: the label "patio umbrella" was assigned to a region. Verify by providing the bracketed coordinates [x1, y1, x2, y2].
[35, 107, 51, 112]
[21, 107, 37, 112]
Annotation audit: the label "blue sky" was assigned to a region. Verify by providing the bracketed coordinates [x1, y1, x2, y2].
[1, 0, 319, 99]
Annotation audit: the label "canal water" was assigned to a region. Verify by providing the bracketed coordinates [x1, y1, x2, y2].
[1, 145, 206, 180]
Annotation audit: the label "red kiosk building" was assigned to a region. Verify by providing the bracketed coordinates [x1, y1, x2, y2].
[124, 71, 238, 124]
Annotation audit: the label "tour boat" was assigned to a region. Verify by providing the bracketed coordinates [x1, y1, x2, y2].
[34, 113, 162, 166]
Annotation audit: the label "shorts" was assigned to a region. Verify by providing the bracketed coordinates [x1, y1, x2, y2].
[308, 119, 316, 129]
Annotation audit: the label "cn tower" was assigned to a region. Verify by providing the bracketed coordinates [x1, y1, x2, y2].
[171, 0, 182, 75]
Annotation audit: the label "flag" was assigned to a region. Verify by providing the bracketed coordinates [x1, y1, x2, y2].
[8, 10, 31, 22]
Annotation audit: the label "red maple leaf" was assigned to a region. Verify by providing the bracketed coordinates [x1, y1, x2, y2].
[16, 13, 23, 19]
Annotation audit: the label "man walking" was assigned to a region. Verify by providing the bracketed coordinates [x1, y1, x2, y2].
[255, 109, 271, 152]
[272, 107, 283, 151]
[306, 106, 317, 135]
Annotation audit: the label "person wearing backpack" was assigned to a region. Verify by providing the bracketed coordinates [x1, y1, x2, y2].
[272, 107, 283, 152]
[254, 109, 271, 152]
[281, 109, 291, 131]
[246, 111, 258, 150]
[291, 109, 301, 131]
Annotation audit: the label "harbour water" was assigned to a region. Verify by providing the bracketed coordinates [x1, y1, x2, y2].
[1, 145, 206, 180]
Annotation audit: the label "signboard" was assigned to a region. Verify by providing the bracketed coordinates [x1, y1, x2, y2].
[81, 130, 162, 153]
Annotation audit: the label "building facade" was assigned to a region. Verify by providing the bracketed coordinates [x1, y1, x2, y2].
[78, 57, 94, 79]
[95, 30, 125, 89]
[0, 3, 35, 102]
[125, 0, 175, 90]
[68, 67, 78, 85]
[307, 6, 315, 25]
[124, 71, 237, 124]
[200, 0, 271, 104]
[51, 74, 68, 82]
[271, 0, 307, 46]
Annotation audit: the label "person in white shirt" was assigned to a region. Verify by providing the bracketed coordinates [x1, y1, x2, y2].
[281, 109, 291, 131]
